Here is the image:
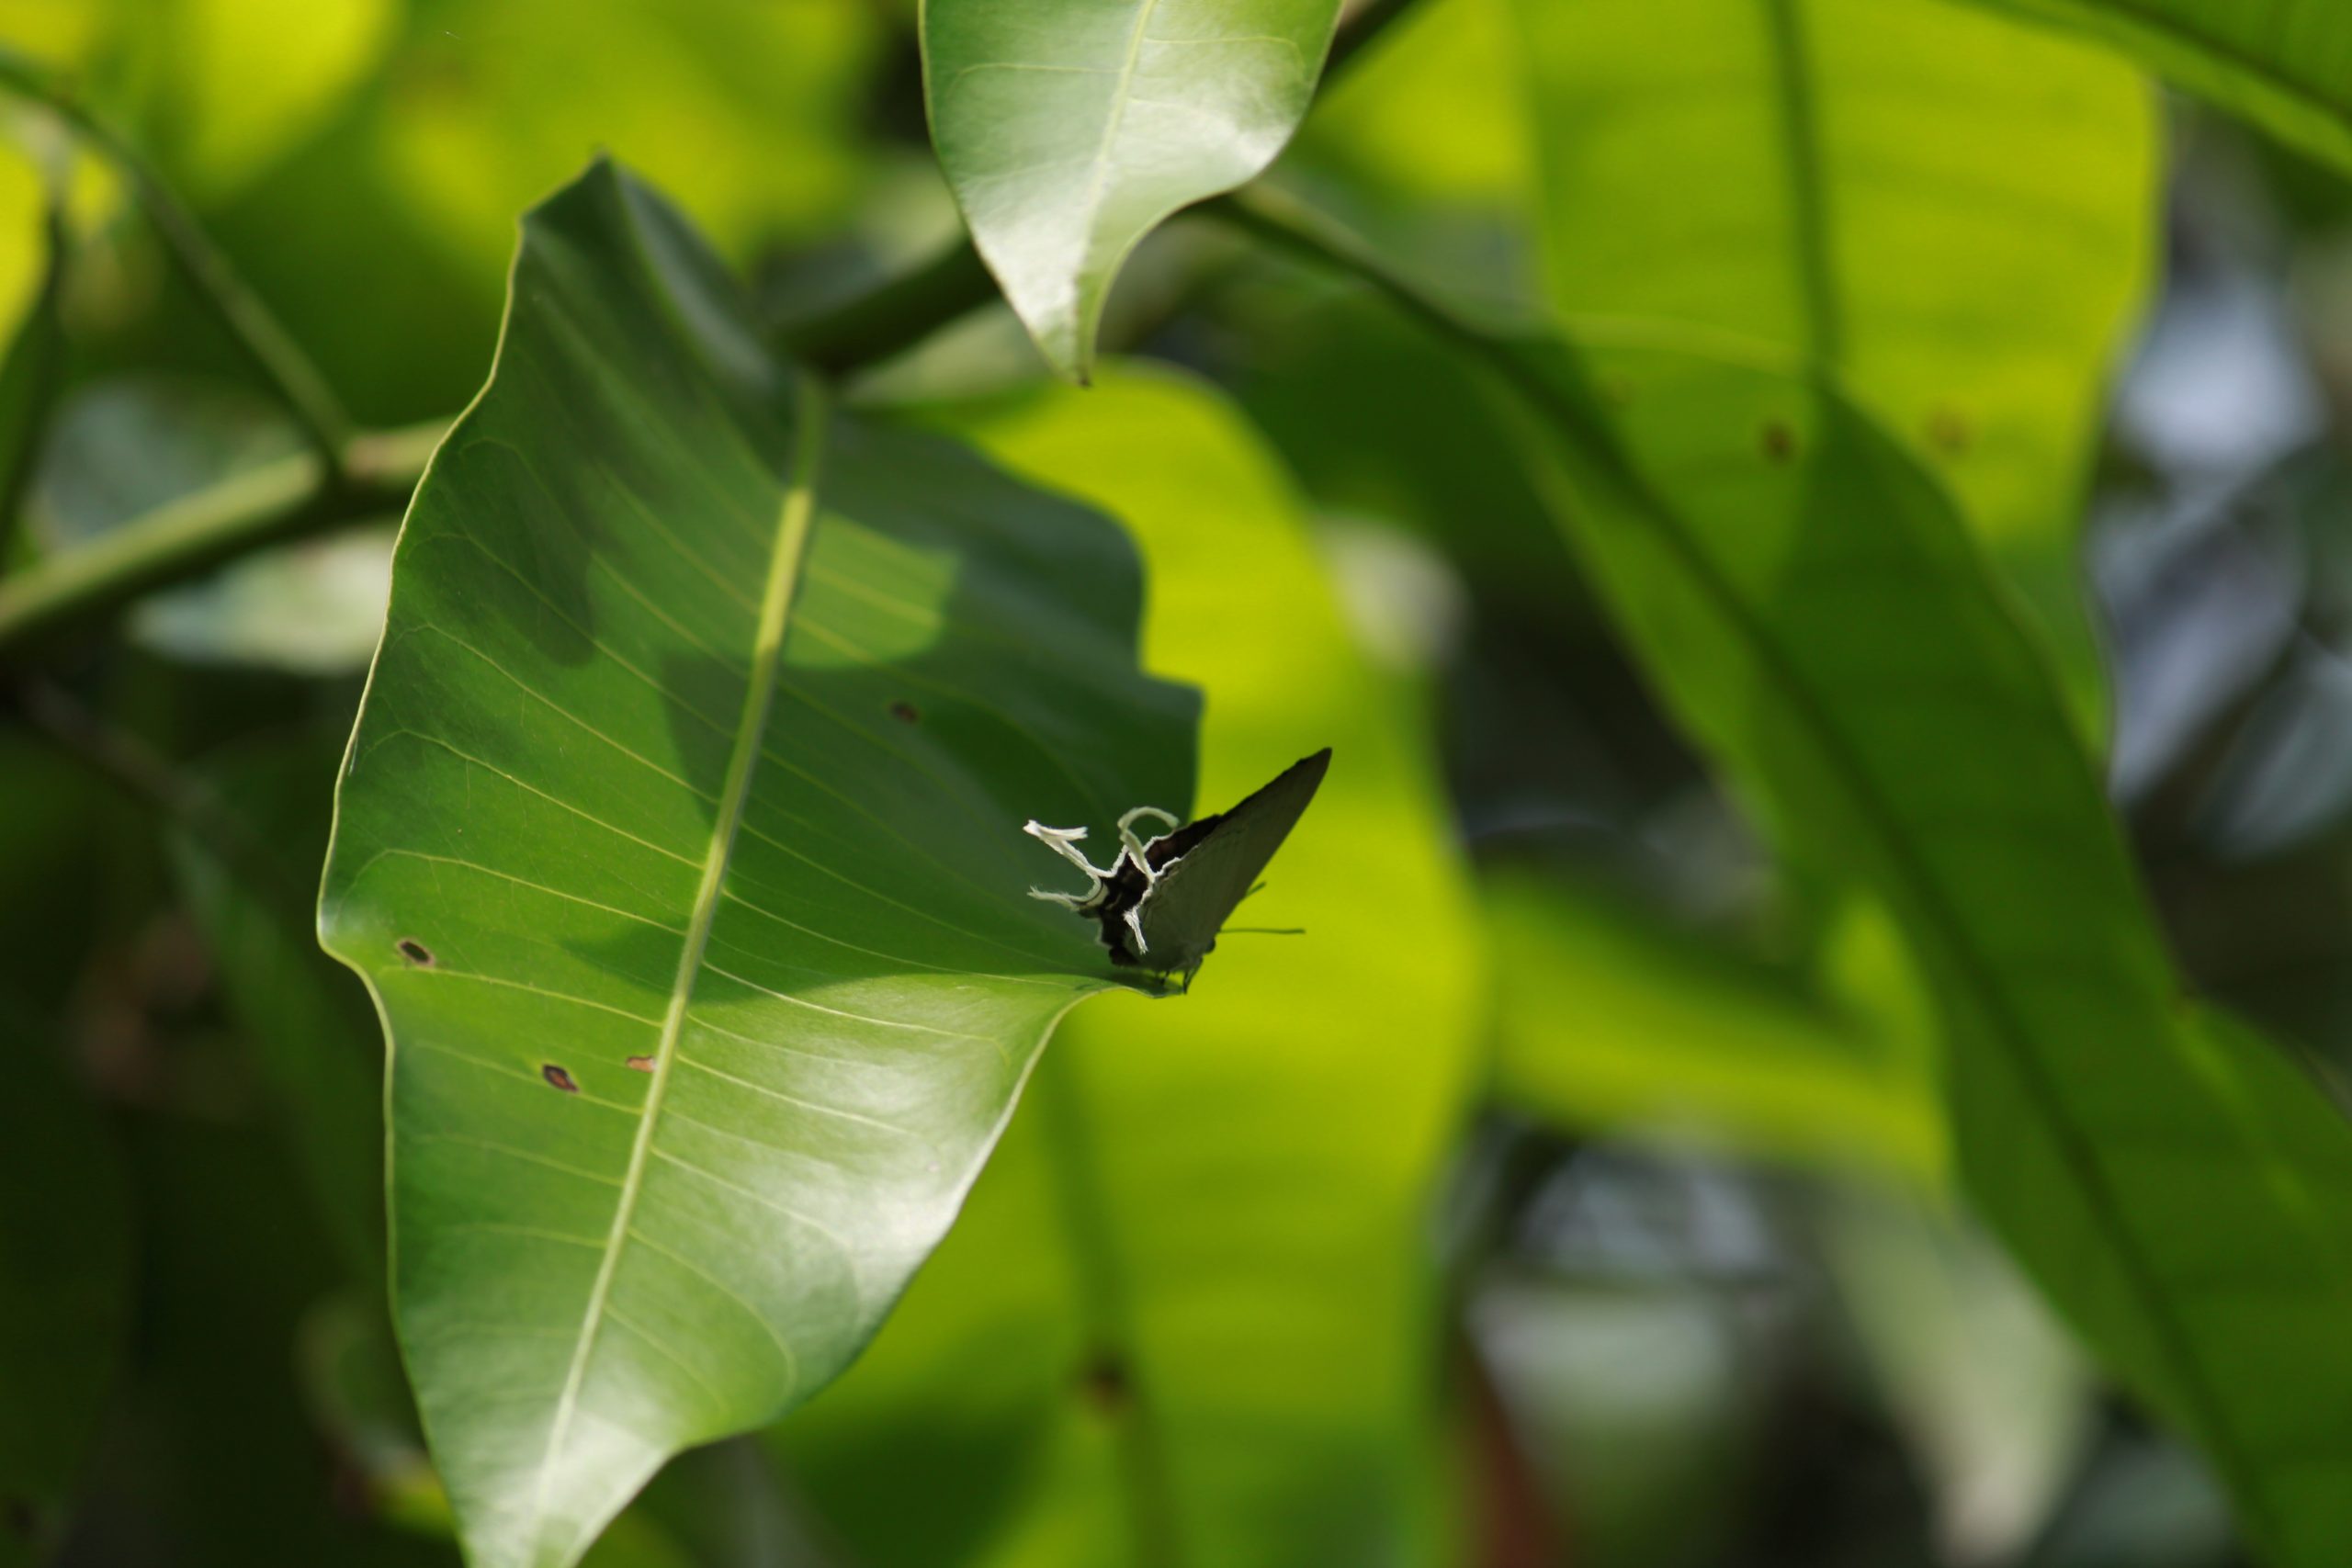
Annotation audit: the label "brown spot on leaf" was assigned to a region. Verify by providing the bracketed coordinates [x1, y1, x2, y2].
[1927, 406, 1972, 456]
[397, 938, 434, 966]
[542, 1064, 579, 1093]
[1762, 422, 1796, 462]
[889, 700, 920, 724]
[625, 1055, 655, 1072]
[1078, 1351, 1131, 1415]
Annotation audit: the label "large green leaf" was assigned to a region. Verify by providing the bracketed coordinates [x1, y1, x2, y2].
[318, 162, 1198, 1568]
[1511, 0, 2154, 716]
[1484, 328, 2352, 1565]
[1957, 0, 2352, 171]
[922, 0, 1343, 380]
[775, 365, 1481, 1567]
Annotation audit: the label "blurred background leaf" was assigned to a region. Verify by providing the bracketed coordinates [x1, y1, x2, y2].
[1510, 0, 2156, 727]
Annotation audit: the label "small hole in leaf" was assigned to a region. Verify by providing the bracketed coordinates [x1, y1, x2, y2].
[1077, 1350, 1131, 1414]
[542, 1064, 579, 1093]
[397, 939, 434, 966]
[1762, 422, 1796, 462]
[889, 700, 920, 724]
[625, 1055, 655, 1073]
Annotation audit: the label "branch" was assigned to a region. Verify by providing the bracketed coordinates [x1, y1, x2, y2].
[1200, 185, 1510, 375]
[0, 422, 442, 655]
[0, 51, 356, 474]
[0, 0, 1439, 660]
[775, 237, 1001, 374]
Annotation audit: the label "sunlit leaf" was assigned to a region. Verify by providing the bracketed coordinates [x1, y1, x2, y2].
[319, 163, 1199, 1568]
[1290, 0, 1530, 213]
[1485, 325, 2352, 1566]
[145, 0, 400, 191]
[1956, 0, 2352, 172]
[378, 0, 878, 278]
[0, 1001, 130, 1568]
[1511, 0, 2154, 723]
[922, 0, 1343, 379]
[775, 364, 1482, 1567]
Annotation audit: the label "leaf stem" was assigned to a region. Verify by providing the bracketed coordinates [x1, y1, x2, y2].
[0, 51, 358, 475]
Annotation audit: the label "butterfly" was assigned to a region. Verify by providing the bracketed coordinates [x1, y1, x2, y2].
[1023, 749, 1331, 989]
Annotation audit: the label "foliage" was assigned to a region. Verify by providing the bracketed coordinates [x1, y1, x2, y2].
[7, 2, 2352, 1567]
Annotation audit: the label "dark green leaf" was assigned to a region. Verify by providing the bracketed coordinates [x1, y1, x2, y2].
[922, 0, 1343, 379]
[318, 162, 1198, 1568]
[1491, 328, 2352, 1566]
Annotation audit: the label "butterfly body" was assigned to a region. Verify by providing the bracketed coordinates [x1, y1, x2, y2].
[1024, 749, 1330, 988]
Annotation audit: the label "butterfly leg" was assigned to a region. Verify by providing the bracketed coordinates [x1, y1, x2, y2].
[1023, 820, 1117, 910]
[1123, 902, 1150, 956]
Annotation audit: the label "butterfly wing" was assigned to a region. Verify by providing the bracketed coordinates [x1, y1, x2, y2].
[1131, 749, 1330, 976]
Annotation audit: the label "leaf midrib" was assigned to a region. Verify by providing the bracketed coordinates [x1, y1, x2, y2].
[526, 374, 833, 1558]
[1056, 0, 1166, 359]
